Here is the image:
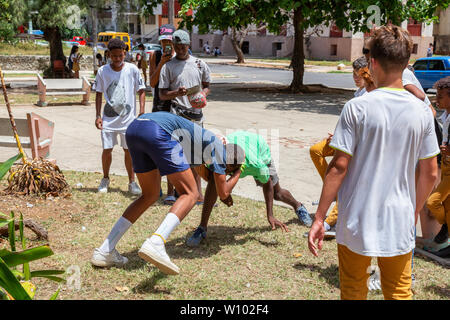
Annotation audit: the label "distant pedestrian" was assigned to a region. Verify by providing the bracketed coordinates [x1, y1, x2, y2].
[125, 45, 133, 62]
[137, 44, 148, 86]
[427, 43, 433, 57]
[70, 45, 81, 79]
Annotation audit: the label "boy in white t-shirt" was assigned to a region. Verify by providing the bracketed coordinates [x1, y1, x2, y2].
[308, 26, 439, 300]
[94, 38, 146, 194]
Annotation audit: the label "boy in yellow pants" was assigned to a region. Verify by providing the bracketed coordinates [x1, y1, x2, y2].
[308, 26, 439, 300]
[426, 76, 450, 257]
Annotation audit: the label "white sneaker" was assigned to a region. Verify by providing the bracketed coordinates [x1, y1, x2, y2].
[128, 181, 142, 195]
[98, 178, 110, 193]
[138, 238, 179, 275]
[90, 248, 128, 267]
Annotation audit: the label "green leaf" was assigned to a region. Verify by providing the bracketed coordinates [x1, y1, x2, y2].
[19, 213, 30, 281]
[0, 246, 54, 268]
[0, 153, 22, 180]
[30, 270, 65, 277]
[49, 288, 60, 300]
[0, 218, 13, 229]
[34, 275, 65, 283]
[0, 257, 31, 300]
[11, 269, 24, 280]
[8, 211, 15, 252]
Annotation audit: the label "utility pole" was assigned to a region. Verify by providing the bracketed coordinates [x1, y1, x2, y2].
[168, 0, 174, 26]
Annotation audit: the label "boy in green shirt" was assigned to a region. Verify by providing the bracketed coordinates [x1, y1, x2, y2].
[187, 130, 312, 246]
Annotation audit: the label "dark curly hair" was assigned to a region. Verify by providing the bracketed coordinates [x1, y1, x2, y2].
[107, 38, 126, 51]
[434, 76, 450, 92]
[352, 56, 368, 71]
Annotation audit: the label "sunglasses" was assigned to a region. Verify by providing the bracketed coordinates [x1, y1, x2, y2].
[362, 48, 370, 54]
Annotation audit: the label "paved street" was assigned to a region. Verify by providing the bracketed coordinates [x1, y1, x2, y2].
[208, 63, 356, 89]
[5, 59, 357, 90]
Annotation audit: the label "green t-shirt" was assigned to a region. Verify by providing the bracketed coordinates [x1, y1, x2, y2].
[226, 131, 272, 184]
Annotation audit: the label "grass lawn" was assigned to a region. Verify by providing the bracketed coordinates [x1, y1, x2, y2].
[3, 73, 43, 78]
[0, 170, 449, 300]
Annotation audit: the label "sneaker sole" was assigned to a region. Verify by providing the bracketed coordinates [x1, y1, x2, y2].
[90, 258, 126, 268]
[138, 247, 180, 275]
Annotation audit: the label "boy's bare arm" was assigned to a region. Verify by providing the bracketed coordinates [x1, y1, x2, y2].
[404, 84, 426, 101]
[137, 89, 145, 116]
[416, 157, 438, 223]
[95, 92, 103, 130]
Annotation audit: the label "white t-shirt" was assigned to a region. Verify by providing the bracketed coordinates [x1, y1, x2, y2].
[159, 55, 211, 113]
[94, 62, 146, 132]
[330, 88, 440, 257]
[402, 68, 431, 106]
[354, 87, 367, 97]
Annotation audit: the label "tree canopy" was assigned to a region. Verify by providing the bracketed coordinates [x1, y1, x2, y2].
[179, 0, 449, 91]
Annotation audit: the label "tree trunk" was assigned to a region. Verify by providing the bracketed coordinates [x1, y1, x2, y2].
[91, 6, 98, 74]
[43, 26, 66, 78]
[0, 219, 48, 240]
[230, 27, 245, 63]
[290, 7, 306, 93]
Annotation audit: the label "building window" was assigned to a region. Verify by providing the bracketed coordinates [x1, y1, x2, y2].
[146, 15, 156, 25]
[242, 41, 249, 54]
[199, 39, 203, 48]
[412, 44, 418, 54]
[129, 23, 135, 34]
[330, 44, 337, 56]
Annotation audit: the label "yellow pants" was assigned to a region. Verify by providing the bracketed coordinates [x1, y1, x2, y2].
[310, 139, 338, 226]
[337, 244, 413, 300]
[426, 162, 450, 234]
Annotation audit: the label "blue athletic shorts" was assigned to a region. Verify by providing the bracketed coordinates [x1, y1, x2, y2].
[125, 119, 190, 176]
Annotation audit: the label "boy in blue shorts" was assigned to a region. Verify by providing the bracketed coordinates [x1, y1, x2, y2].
[91, 112, 245, 275]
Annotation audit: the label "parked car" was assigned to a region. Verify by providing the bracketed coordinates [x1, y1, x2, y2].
[131, 43, 162, 61]
[71, 36, 86, 46]
[413, 56, 450, 92]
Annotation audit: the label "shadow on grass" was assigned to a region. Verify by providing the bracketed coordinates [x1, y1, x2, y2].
[424, 285, 450, 299]
[166, 224, 291, 260]
[132, 272, 171, 295]
[293, 263, 340, 289]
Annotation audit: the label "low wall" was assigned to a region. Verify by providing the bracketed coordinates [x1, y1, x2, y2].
[0, 55, 94, 71]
